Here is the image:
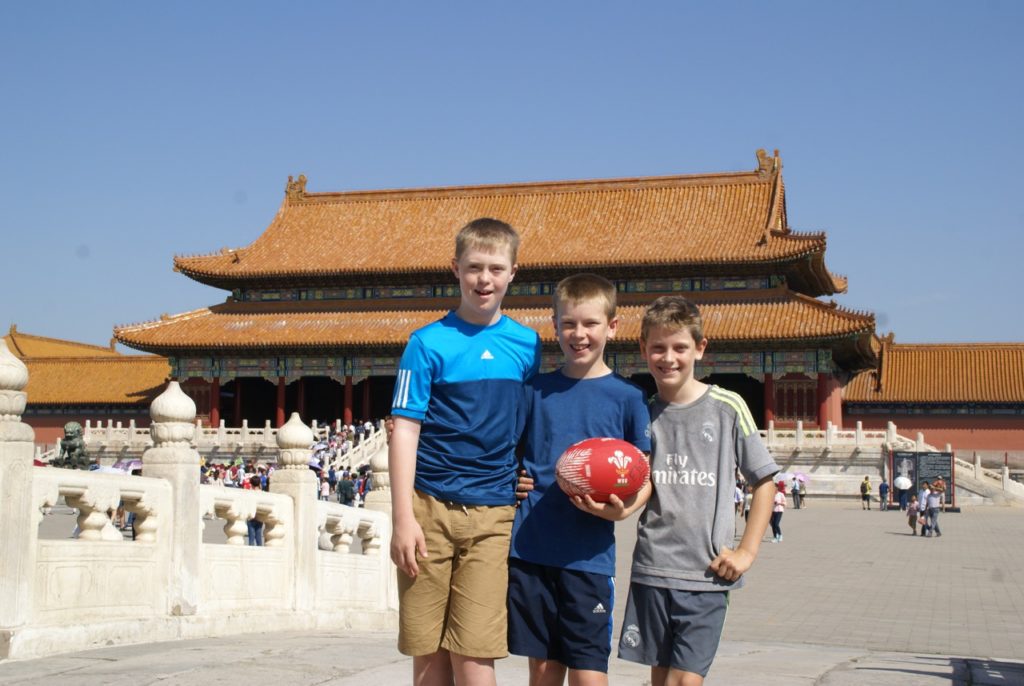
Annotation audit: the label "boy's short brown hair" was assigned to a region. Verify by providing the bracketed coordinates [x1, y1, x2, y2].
[553, 273, 617, 319]
[455, 217, 520, 263]
[640, 295, 705, 343]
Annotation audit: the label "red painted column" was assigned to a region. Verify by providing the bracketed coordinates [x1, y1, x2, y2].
[830, 375, 843, 430]
[276, 377, 286, 428]
[233, 379, 243, 426]
[343, 375, 353, 425]
[763, 373, 775, 426]
[209, 378, 220, 426]
[296, 378, 306, 420]
[362, 380, 371, 421]
[817, 373, 828, 429]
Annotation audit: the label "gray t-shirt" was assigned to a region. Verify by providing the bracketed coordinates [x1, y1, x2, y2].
[630, 385, 779, 591]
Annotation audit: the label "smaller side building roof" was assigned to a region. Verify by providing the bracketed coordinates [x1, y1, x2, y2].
[5, 324, 122, 358]
[845, 335, 1024, 404]
[5, 326, 170, 406]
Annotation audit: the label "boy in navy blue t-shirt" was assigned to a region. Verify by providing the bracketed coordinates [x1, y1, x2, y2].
[389, 218, 541, 685]
[509, 273, 651, 685]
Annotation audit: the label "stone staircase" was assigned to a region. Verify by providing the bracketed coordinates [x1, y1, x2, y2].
[759, 420, 1024, 506]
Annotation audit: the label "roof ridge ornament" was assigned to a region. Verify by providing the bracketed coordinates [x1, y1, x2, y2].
[755, 148, 781, 177]
[285, 174, 308, 201]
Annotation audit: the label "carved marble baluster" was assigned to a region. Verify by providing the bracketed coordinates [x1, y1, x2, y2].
[263, 511, 286, 548]
[358, 521, 381, 556]
[329, 516, 353, 553]
[66, 494, 109, 541]
[222, 511, 248, 545]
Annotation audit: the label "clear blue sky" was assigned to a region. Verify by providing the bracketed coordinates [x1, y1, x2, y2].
[2, 1, 1022, 349]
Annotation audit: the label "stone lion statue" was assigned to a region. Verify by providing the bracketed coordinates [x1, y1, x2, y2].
[56, 421, 89, 470]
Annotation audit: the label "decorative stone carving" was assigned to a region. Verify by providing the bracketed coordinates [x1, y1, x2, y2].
[368, 439, 390, 495]
[0, 339, 28, 422]
[276, 412, 314, 469]
[149, 381, 197, 447]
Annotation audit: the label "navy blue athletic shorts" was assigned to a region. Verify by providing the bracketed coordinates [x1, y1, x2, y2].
[507, 557, 614, 672]
[618, 583, 729, 677]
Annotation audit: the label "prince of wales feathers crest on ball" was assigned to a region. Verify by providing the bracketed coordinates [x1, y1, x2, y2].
[555, 437, 650, 503]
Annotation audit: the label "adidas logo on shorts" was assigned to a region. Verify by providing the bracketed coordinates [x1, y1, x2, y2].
[592, 603, 607, 614]
[480, 349, 495, 360]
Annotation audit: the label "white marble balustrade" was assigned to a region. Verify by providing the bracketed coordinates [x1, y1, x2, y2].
[0, 341, 397, 662]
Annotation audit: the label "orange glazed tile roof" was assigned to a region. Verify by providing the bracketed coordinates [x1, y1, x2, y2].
[5, 326, 171, 406]
[114, 289, 874, 352]
[4, 325, 121, 358]
[845, 338, 1024, 403]
[23, 357, 170, 405]
[174, 150, 844, 294]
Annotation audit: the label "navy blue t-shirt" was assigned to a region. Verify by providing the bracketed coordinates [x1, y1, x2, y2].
[509, 370, 651, 576]
[391, 311, 541, 506]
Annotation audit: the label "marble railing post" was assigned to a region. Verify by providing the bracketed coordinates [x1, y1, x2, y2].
[270, 412, 317, 612]
[364, 431, 391, 514]
[0, 341, 37, 649]
[141, 381, 201, 616]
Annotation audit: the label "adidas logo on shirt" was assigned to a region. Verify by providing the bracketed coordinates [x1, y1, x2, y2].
[592, 603, 607, 614]
[480, 349, 495, 360]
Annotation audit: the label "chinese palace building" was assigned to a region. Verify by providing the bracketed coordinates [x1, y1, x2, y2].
[112, 150, 880, 432]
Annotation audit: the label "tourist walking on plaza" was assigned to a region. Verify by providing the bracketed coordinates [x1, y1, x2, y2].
[918, 481, 932, 536]
[860, 476, 871, 510]
[926, 479, 945, 537]
[770, 480, 786, 542]
[791, 476, 802, 509]
[907, 495, 920, 535]
[879, 478, 889, 511]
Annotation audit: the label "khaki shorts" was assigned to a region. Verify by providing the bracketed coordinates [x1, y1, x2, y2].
[397, 489, 515, 658]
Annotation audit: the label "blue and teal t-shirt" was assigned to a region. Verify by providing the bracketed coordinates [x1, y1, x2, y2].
[509, 370, 651, 576]
[391, 311, 541, 506]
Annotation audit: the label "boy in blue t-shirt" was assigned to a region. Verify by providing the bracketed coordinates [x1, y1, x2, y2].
[389, 218, 541, 685]
[509, 273, 651, 686]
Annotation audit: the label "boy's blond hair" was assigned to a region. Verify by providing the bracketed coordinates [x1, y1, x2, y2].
[455, 217, 520, 263]
[640, 295, 704, 342]
[553, 273, 617, 319]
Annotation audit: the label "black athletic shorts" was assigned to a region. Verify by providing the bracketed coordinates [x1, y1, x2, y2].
[507, 557, 614, 672]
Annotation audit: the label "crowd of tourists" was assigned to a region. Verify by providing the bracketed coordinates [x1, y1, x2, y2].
[197, 418, 387, 546]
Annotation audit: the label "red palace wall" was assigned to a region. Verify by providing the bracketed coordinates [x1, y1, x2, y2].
[844, 411, 1024, 457]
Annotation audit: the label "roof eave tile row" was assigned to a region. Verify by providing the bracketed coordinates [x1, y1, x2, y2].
[114, 295, 875, 353]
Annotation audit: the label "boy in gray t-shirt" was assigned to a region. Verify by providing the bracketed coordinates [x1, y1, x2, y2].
[581, 295, 778, 685]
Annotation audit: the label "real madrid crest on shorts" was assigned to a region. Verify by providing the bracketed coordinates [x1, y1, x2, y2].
[622, 623, 642, 648]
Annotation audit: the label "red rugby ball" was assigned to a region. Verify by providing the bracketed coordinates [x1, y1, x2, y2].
[555, 437, 650, 503]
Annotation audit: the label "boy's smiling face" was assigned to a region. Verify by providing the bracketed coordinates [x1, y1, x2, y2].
[451, 244, 516, 326]
[641, 324, 707, 400]
[553, 296, 617, 379]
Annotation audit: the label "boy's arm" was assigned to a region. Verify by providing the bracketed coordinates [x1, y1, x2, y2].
[571, 478, 653, 521]
[388, 416, 427, 578]
[709, 474, 775, 582]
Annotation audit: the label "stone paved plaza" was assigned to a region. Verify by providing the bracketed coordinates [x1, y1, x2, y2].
[714, 500, 1024, 658]
[3, 501, 1023, 685]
